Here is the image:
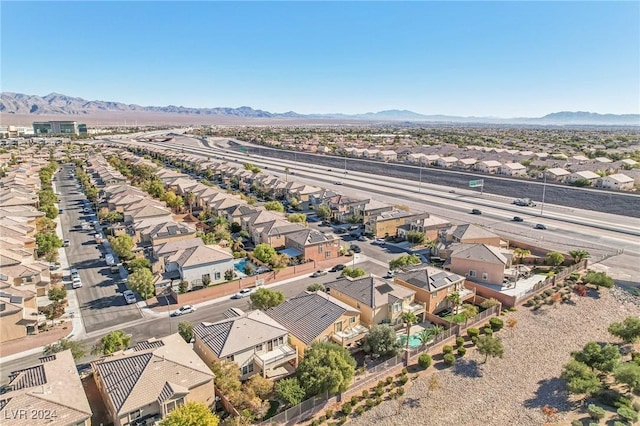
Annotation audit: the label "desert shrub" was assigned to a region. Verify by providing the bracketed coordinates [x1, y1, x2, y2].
[483, 327, 493, 336]
[597, 389, 626, 407]
[443, 345, 453, 354]
[575, 284, 588, 297]
[467, 328, 480, 339]
[614, 396, 633, 409]
[311, 420, 320, 426]
[587, 404, 606, 421]
[544, 289, 555, 297]
[385, 376, 393, 385]
[617, 406, 638, 423]
[443, 353, 456, 366]
[361, 390, 368, 399]
[355, 406, 365, 416]
[613, 422, 628, 426]
[389, 390, 397, 399]
[375, 387, 384, 397]
[341, 402, 352, 415]
[489, 317, 504, 331]
[631, 351, 640, 366]
[455, 337, 465, 348]
[633, 401, 640, 411]
[458, 347, 466, 356]
[571, 421, 582, 426]
[377, 381, 384, 388]
[397, 387, 405, 396]
[366, 398, 375, 409]
[471, 336, 479, 345]
[350, 395, 359, 405]
[398, 375, 408, 385]
[325, 409, 334, 419]
[318, 415, 326, 423]
[418, 354, 432, 369]
[401, 368, 408, 375]
[375, 396, 382, 405]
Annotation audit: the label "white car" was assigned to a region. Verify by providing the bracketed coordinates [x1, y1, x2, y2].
[232, 288, 256, 299]
[72, 276, 83, 288]
[171, 305, 196, 317]
[70, 268, 79, 276]
[373, 238, 386, 245]
[123, 290, 137, 304]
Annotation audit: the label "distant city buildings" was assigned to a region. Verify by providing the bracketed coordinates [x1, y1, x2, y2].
[32, 120, 87, 135]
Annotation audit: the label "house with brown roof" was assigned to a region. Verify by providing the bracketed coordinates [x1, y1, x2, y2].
[544, 167, 571, 182]
[393, 265, 469, 314]
[92, 334, 215, 426]
[597, 173, 635, 190]
[325, 275, 426, 327]
[397, 213, 450, 242]
[446, 243, 513, 286]
[366, 209, 416, 238]
[194, 309, 297, 380]
[0, 350, 92, 425]
[283, 228, 341, 262]
[265, 291, 366, 355]
[566, 170, 600, 185]
[475, 160, 502, 174]
[0, 285, 39, 342]
[498, 162, 527, 177]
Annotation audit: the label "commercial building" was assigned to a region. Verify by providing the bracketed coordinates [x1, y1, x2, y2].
[33, 121, 87, 135]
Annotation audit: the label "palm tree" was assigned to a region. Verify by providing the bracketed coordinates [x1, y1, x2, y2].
[400, 311, 418, 362]
[185, 191, 196, 214]
[446, 291, 461, 315]
[284, 167, 290, 182]
[513, 248, 531, 264]
[568, 249, 590, 264]
[231, 237, 244, 253]
[417, 328, 432, 348]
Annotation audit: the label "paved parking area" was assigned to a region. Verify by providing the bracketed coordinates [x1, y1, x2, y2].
[56, 166, 141, 333]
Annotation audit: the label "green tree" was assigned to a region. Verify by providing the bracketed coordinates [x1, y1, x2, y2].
[561, 360, 601, 396]
[253, 244, 277, 264]
[127, 258, 151, 272]
[40, 302, 65, 325]
[185, 191, 196, 214]
[460, 303, 479, 320]
[92, 330, 131, 355]
[341, 267, 365, 278]
[513, 248, 531, 264]
[608, 316, 640, 343]
[572, 341, 621, 373]
[250, 288, 285, 310]
[109, 234, 135, 260]
[43, 337, 87, 360]
[35, 231, 63, 257]
[40, 204, 59, 220]
[146, 180, 165, 198]
[476, 335, 504, 363]
[545, 251, 565, 267]
[128, 268, 154, 300]
[159, 401, 219, 426]
[317, 205, 332, 220]
[38, 189, 58, 206]
[568, 250, 590, 264]
[388, 254, 422, 271]
[287, 213, 307, 224]
[178, 321, 194, 343]
[35, 216, 57, 232]
[275, 378, 305, 406]
[48, 286, 67, 303]
[306, 283, 325, 292]
[296, 342, 356, 397]
[362, 324, 400, 358]
[613, 362, 640, 394]
[446, 291, 462, 315]
[264, 201, 285, 212]
[400, 312, 418, 356]
[162, 190, 185, 212]
[406, 230, 425, 244]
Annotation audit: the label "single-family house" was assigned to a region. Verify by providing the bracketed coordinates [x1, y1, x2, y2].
[0, 350, 92, 425]
[446, 243, 512, 286]
[166, 244, 235, 288]
[377, 150, 398, 162]
[366, 210, 416, 238]
[397, 214, 450, 242]
[0, 285, 38, 342]
[435, 156, 458, 168]
[92, 334, 215, 426]
[265, 291, 366, 355]
[476, 160, 502, 174]
[283, 229, 341, 262]
[597, 173, 635, 190]
[193, 309, 297, 380]
[325, 275, 426, 327]
[393, 266, 469, 314]
[456, 158, 477, 170]
[566, 170, 600, 185]
[544, 168, 571, 182]
[498, 162, 527, 177]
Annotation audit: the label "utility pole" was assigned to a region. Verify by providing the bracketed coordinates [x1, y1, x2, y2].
[419, 167, 423, 193]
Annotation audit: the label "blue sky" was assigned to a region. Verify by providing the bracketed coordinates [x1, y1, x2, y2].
[2, 1, 638, 116]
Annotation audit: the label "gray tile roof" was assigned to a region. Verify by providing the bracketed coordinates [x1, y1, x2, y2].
[450, 224, 499, 242]
[194, 310, 288, 357]
[326, 275, 414, 308]
[265, 291, 358, 345]
[395, 266, 464, 291]
[8, 364, 46, 391]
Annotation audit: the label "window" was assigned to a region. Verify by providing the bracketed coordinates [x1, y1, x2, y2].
[255, 344, 263, 351]
[349, 317, 355, 324]
[482, 273, 488, 281]
[202, 273, 210, 282]
[468, 270, 476, 277]
[242, 364, 254, 375]
[129, 409, 142, 421]
[394, 303, 401, 313]
[278, 336, 284, 345]
[226, 355, 234, 362]
[335, 321, 343, 332]
[325, 251, 331, 258]
[214, 272, 221, 280]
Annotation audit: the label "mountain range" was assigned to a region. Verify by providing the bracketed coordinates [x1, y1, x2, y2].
[1, 92, 638, 125]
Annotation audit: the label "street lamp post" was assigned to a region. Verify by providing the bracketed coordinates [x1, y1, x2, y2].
[344, 154, 347, 177]
[419, 167, 423, 193]
[540, 172, 547, 216]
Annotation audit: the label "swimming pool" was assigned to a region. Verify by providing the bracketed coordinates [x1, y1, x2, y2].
[234, 259, 258, 275]
[399, 332, 432, 348]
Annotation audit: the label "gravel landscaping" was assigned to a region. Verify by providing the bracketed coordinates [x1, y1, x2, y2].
[349, 288, 640, 426]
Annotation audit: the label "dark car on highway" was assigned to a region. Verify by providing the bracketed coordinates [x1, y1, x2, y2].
[512, 216, 524, 222]
[535, 223, 547, 230]
[471, 209, 482, 215]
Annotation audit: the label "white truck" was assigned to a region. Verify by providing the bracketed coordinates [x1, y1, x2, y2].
[105, 253, 115, 266]
[513, 198, 536, 207]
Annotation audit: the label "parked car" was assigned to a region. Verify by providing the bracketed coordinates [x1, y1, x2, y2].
[58, 208, 63, 214]
[357, 235, 368, 242]
[63, 239, 70, 247]
[319, 221, 331, 227]
[350, 245, 362, 253]
[329, 264, 346, 272]
[70, 268, 78, 276]
[171, 305, 196, 317]
[232, 288, 256, 299]
[385, 270, 397, 279]
[335, 181, 343, 185]
[373, 238, 386, 245]
[72, 276, 82, 289]
[311, 270, 328, 278]
[512, 216, 524, 222]
[123, 290, 137, 304]
[535, 223, 547, 230]
[471, 209, 482, 215]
